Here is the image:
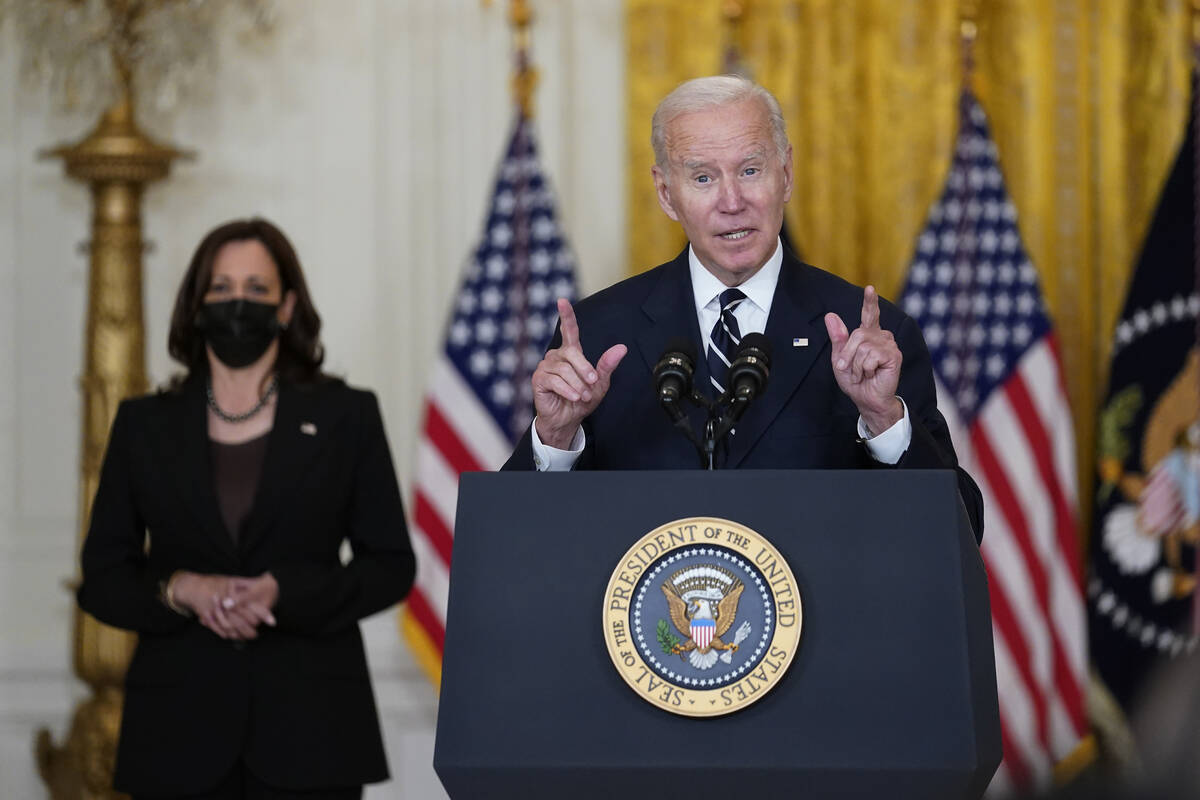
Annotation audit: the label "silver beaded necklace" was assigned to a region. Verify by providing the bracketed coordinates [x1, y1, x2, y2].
[206, 375, 279, 424]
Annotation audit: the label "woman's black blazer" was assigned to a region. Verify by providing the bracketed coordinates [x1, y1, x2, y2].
[77, 374, 416, 796]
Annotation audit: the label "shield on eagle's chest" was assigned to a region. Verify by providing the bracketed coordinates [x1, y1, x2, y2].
[691, 618, 716, 650]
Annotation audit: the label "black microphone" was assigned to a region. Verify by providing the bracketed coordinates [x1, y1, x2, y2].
[727, 332, 772, 407]
[653, 338, 696, 419]
[654, 339, 709, 467]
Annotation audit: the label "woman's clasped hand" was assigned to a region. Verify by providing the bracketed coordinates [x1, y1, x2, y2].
[168, 571, 279, 639]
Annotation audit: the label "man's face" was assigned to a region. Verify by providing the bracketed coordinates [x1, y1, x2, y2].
[652, 98, 793, 287]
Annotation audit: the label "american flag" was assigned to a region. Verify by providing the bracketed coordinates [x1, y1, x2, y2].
[897, 91, 1089, 795]
[402, 115, 579, 682]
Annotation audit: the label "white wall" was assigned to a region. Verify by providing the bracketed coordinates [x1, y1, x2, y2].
[0, 1, 625, 796]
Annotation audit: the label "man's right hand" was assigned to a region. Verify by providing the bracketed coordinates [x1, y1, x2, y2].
[532, 298, 627, 449]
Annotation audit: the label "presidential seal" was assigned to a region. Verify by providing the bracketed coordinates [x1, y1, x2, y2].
[602, 517, 802, 717]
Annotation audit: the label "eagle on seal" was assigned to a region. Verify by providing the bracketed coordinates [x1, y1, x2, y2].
[662, 569, 750, 670]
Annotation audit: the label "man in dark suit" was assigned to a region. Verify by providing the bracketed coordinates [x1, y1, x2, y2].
[503, 75, 982, 541]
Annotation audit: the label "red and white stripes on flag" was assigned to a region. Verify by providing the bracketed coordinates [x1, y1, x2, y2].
[939, 341, 1088, 793]
[402, 115, 579, 683]
[405, 360, 513, 674]
[897, 91, 1088, 796]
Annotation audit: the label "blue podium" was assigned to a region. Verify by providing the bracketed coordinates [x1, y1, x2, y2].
[434, 470, 999, 799]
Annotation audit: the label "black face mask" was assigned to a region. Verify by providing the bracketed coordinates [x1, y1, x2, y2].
[197, 299, 282, 369]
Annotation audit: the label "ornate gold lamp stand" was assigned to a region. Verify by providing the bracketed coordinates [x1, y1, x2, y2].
[0, 3, 271, 793]
[35, 87, 187, 800]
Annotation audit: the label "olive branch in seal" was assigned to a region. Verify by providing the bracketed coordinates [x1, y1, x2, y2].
[656, 619, 681, 655]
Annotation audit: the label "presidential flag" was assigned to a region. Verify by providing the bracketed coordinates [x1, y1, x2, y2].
[1089, 89, 1198, 717]
[897, 90, 1089, 795]
[402, 114, 579, 682]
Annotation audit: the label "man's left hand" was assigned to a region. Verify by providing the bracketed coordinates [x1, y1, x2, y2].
[824, 286, 903, 436]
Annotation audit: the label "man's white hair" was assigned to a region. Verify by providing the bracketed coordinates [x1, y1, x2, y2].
[651, 75, 789, 169]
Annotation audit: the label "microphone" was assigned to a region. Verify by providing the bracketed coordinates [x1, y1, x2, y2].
[653, 338, 696, 420]
[727, 332, 772, 408]
[654, 339, 709, 467]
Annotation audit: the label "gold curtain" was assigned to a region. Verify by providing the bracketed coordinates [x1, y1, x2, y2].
[625, 0, 1193, 541]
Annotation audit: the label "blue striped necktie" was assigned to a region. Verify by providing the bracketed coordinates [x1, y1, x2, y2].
[707, 288, 746, 395]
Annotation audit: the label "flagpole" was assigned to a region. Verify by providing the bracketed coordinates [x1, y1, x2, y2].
[961, 0, 1105, 784]
[510, 0, 538, 119]
[960, 0, 978, 88]
[484, 0, 538, 118]
[406, 0, 582, 689]
[720, 0, 748, 77]
[1192, 0, 1200, 640]
[507, 0, 536, 439]
[1192, 0, 1200, 356]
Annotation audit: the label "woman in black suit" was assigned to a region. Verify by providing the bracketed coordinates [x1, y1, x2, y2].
[77, 218, 415, 799]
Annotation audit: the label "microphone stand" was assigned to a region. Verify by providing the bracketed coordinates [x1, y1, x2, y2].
[704, 418, 716, 470]
[685, 389, 730, 471]
[657, 337, 769, 470]
[690, 388, 759, 470]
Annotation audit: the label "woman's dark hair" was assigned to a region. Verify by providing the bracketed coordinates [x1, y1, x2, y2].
[168, 217, 326, 385]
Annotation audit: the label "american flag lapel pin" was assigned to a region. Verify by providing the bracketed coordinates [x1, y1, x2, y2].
[300, 422, 317, 436]
[793, 337, 808, 347]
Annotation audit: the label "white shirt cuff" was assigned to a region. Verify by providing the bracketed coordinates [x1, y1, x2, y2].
[856, 397, 911, 465]
[530, 417, 585, 471]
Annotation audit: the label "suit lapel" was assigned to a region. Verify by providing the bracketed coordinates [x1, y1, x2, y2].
[169, 375, 240, 562]
[238, 381, 335, 552]
[634, 250, 712, 435]
[725, 255, 831, 468]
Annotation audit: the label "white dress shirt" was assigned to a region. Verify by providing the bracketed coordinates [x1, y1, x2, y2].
[530, 239, 912, 470]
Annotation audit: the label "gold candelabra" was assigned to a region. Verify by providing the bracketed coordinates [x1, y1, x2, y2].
[0, 2, 271, 796]
[35, 90, 186, 800]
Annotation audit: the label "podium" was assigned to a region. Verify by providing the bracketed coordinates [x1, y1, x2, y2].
[434, 470, 1000, 799]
